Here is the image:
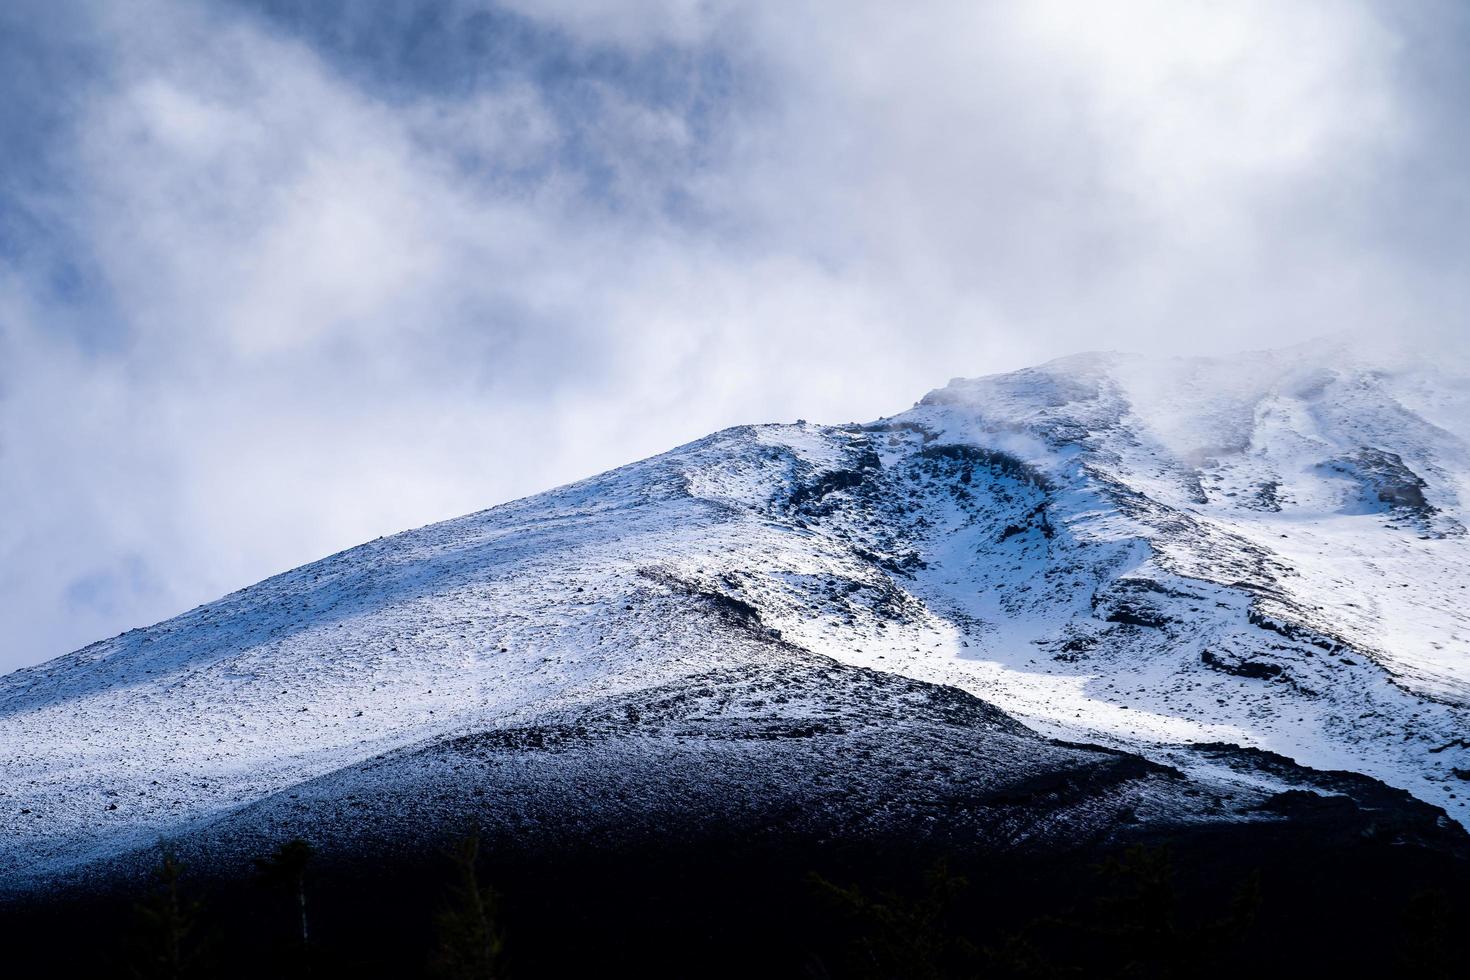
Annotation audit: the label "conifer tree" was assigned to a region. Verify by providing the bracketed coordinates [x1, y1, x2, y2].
[129, 848, 209, 980]
[430, 828, 505, 980]
[255, 837, 316, 970]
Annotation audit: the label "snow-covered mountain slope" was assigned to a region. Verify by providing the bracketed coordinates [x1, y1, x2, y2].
[4, 340, 1470, 887]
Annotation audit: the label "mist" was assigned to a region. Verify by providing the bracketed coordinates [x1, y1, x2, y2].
[2, 0, 1468, 670]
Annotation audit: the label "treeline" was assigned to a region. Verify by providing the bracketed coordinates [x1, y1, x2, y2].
[810, 846, 1453, 980]
[125, 833, 503, 980]
[4, 831, 1466, 978]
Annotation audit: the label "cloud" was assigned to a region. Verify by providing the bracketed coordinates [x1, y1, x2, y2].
[0, 0, 1466, 668]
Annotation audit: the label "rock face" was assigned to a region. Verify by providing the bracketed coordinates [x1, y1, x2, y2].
[4, 340, 1470, 891]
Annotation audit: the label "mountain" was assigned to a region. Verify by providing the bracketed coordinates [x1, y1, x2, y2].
[4, 341, 1470, 966]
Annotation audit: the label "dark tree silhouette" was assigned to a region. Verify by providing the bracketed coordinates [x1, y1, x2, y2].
[983, 844, 1259, 979]
[1398, 889, 1454, 980]
[1083, 844, 1258, 978]
[129, 848, 210, 980]
[809, 861, 973, 979]
[430, 829, 505, 980]
[254, 838, 316, 969]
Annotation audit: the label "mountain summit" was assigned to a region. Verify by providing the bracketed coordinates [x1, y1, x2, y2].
[5, 342, 1470, 891]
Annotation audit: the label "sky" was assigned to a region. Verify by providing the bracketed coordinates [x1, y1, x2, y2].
[2, 0, 1469, 671]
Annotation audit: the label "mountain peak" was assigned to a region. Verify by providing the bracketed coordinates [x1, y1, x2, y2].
[4, 342, 1469, 894]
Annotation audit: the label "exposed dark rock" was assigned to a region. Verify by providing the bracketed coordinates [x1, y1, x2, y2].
[789, 468, 871, 511]
[1201, 649, 1285, 682]
[1323, 447, 1435, 517]
[916, 444, 1053, 491]
[1249, 480, 1283, 512]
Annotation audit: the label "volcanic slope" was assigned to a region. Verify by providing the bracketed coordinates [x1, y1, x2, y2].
[3, 341, 1469, 887]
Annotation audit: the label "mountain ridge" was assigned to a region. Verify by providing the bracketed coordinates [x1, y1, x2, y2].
[4, 341, 1470, 890]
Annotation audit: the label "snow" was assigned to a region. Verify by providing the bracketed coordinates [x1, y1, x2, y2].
[3, 341, 1469, 883]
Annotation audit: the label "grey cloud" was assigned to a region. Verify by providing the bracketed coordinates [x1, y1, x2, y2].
[1, 0, 1467, 669]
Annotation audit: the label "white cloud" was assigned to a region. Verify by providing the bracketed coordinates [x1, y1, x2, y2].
[0, 0, 1463, 669]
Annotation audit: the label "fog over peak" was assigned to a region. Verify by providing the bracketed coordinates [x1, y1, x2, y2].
[1, 0, 1468, 670]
